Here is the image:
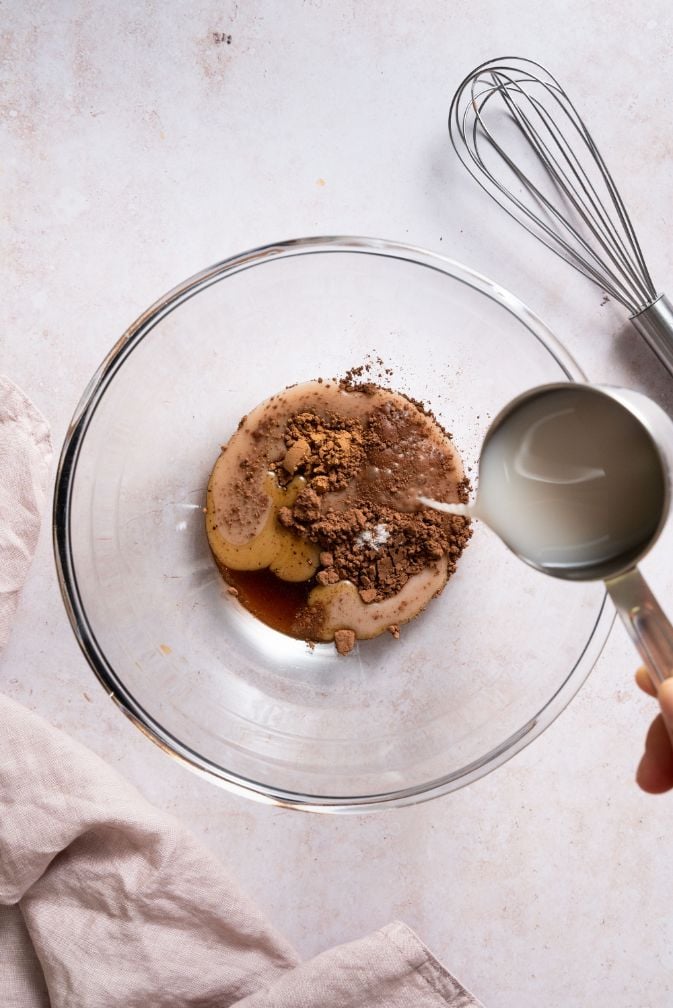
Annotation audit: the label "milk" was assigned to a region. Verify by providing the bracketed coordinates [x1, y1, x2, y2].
[421, 386, 666, 579]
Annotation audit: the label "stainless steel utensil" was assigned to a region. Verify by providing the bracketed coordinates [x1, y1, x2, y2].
[424, 383, 673, 689]
[449, 57, 673, 377]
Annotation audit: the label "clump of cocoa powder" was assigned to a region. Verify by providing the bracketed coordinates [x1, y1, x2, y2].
[272, 411, 366, 492]
[273, 387, 472, 604]
[334, 629, 356, 656]
[282, 498, 470, 602]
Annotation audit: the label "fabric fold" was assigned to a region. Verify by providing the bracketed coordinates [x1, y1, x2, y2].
[0, 693, 299, 1007]
[0, 691, 483, 1008]
[236, 920, 483, 1008]
[0, 375, 52, 651]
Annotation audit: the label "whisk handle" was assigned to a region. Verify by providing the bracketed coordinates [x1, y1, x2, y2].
[631, 294, 673, 379]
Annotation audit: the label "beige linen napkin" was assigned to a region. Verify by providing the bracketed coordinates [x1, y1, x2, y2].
[0, 376, 52, 651]
[0, 378, 484, 1008]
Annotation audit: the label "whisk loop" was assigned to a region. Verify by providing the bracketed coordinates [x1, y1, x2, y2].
[449, 57, 673, 377]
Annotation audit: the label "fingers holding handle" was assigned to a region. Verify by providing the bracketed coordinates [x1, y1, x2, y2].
[635, 667, 673, 793]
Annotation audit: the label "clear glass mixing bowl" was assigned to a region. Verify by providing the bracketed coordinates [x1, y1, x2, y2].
[53, 237, 612, 811]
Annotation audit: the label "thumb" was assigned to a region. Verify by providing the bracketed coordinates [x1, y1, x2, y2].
[636, 676, 673, 794]
[658, 678, 673, 738]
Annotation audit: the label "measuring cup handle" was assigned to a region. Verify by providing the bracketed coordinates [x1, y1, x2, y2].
[606, 567, 673, 687]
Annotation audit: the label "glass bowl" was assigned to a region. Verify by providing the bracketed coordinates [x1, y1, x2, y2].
[53, 237, 612, 812]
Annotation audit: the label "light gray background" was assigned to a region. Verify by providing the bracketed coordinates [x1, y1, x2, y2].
[3, 3, 673, 1005]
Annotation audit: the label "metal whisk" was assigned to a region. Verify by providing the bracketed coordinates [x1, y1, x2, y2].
[449, 57, 673, 377]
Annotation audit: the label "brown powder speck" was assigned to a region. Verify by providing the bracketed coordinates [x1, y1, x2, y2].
[292, 487, 321, 523]
[340, 355, 394, 391]
[334, 629, 356, 655]
[292, 598, 327, 641]
[343, 364, 364, 383]
[277, 506, 293, 527]
[316, 568, 339, 586]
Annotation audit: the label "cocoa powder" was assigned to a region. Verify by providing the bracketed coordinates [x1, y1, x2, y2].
[209, 375, 473, 647]
[334, 629, 356, 656]
[273, 411, 366, 492]
[272, 390, 472, 602]
[294, 500, 471, 601]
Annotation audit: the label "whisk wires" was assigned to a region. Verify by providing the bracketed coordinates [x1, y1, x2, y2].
[449, 58, 657, 314]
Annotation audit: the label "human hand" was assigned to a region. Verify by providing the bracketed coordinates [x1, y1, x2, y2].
[636, 667, 673, 793]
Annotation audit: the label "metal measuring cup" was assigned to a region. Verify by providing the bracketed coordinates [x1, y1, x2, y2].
[423, 383, 673, 689]
[477, 383, 673, 691]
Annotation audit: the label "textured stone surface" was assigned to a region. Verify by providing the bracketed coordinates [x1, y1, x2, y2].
[3, 3, 673, 1005]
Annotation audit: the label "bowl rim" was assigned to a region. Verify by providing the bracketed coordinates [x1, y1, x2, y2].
[52, 235, 612, 813]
